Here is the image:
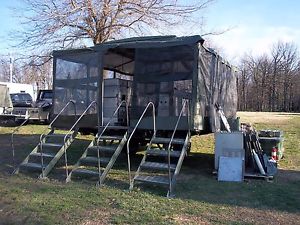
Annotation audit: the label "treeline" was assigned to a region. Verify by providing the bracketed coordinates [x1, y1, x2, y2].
[0, 56, 52, 89]
[237, 41, 300, 112]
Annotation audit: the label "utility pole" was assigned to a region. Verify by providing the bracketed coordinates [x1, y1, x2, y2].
[9, 54, 13, 83]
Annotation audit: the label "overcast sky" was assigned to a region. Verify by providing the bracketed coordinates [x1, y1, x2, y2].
[0, 0, 299, 63]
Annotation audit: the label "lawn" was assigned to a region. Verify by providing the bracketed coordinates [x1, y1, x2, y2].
[0, 112, 299, 225]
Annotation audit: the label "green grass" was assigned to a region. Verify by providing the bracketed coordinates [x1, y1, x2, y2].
[0, 113, 299, 224]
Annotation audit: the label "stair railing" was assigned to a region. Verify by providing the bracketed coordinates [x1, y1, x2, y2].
[11, 115, 31, 172]
[39, 99, 76, 178]
[127, 102, 156, 188]
[96, 100, 128, 185]
[166, 99, 190, 197]
[63, 101, 97, 178]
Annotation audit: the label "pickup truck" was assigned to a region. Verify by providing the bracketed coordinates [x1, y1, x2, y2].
[27, 90, 53, 123]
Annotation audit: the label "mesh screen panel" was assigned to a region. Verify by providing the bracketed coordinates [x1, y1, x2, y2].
[54, 53, 99, 115]
[131, 46, 193, 119]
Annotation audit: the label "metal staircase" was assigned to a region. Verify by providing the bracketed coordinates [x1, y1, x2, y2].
[66, 101, 128, 186]
[128, 100, 190, 197]
[13, 100, 76, 178]
[13, 100, 98, 179]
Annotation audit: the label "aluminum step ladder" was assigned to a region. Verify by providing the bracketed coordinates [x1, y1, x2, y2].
[14, 131, 77, 178]
[127, 100, 190, 197]
[12, 100, 77, 178]
[132, 133, 189, 197]
[66, 101, 129, 185]
[13, 100, 98, 179]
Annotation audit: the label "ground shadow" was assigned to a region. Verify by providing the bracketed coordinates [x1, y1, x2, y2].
[1, 133, 299, 215]
[0, 133, 91, 178]
[174, 152, 300, 214]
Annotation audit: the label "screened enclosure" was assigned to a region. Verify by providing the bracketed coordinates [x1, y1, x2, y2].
[52, 35, 237, 133]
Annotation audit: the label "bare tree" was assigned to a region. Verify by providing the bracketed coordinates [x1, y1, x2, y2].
[280, 42, 298, 111]
[20, 58, 53, 89]
[238, 41, 300, 112]
[237, 55, 252, 111]
[0, 57, 11, 82]
[14, 0, 214, 51]
[0, 55, 52, 88]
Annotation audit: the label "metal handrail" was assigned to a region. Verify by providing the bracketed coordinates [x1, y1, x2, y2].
[96, 100, 128, 184]
[39, 100, 77, 142]
[63, 101, 98, 178]
[51, 100, 77, 127]
[166, 99, 190, 194]
[127, 102, 156, 187]
[10, 116, 31, 172]
[39, 100, 76, 178]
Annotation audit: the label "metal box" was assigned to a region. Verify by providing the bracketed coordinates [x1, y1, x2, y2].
[214, 132, 244, 170]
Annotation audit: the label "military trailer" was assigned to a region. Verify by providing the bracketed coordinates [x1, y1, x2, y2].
[14, 35, 237, 197]
[51, 35, 237, 132]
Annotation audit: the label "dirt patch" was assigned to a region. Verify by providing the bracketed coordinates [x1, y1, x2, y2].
[172, 214, 211, 224]
[0, 203, 37, 225]
[80, 208, 119, 225]
[174, 206, 300, 225]
[232, 206, 300, 225]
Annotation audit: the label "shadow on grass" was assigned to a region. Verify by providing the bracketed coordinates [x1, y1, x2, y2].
[1, 134, 300, 216]
[175, 152, 300, 214]
[0, 134, 40, 175]
[0, 134, 91, 178]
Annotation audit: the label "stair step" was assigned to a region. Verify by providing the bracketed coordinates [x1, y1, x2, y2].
[88, 145, 117, 153]
[20, 162, 46, 170]
[147, 149, 181, 157]
[72, 168, 100, 176]
[46, 134, 71, 138]
[80, 156, 110, 165]
[40, 143, 63, 148]
[30, 152, 56, 158]
[98, 135, 124, 141]
[99, 126, 128, 130]
[141, 162, 176, 171]
[134, 175, 169, 185]
[152, 137, 185, 145]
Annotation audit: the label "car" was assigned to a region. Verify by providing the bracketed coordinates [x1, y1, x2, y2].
[34, 90, 53, 108]
[10, 93, 33, 107]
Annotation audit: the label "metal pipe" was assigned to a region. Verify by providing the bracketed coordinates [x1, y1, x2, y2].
[63, 101, 97, 178]
[38, 100, 77, 178]
[10, 116, 31, 172]
[166, 99, 189, 195]
[96, 100, 128, 186]
[126, 102, 156, 188]
[48, 100, 76, 129]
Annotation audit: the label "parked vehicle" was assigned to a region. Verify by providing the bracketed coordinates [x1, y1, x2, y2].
[0, 82, 36, 100]
[10, 93, 33, 107]
[27, 89, 53, 123]
[0, 82, 36, 124]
